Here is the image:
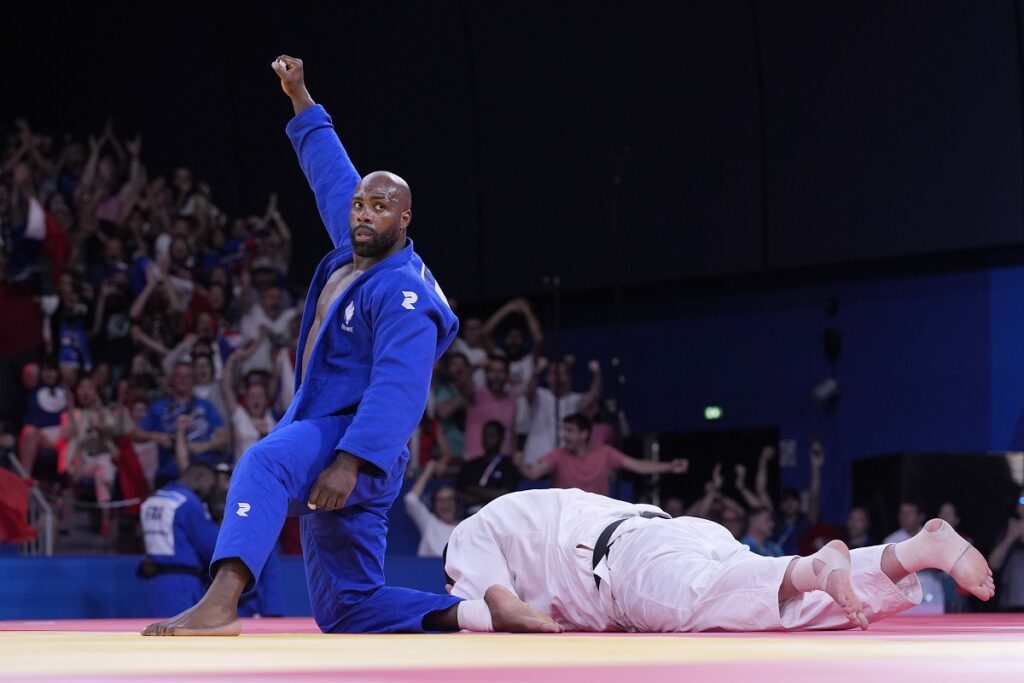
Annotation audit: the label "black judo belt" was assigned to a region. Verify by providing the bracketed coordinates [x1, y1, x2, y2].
[592, 511, 670, 590]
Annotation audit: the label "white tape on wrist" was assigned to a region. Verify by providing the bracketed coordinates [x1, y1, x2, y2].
[457, 598, 494, 632]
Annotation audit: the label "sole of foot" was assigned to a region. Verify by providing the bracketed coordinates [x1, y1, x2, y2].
[923, 518, 996, 602]
[484, 585, 565, 633]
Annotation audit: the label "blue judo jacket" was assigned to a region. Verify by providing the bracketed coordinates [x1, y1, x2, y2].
[283, 104, 458, 481]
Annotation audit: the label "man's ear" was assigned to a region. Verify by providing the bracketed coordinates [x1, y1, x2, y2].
[401, 208, 412, 230]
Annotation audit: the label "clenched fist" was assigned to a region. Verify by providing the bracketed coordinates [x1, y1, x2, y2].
[271, 55, 315, 115]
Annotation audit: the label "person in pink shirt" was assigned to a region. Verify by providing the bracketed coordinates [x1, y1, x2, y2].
[515, 414, 688, 496]
[460, 356, 517, 461]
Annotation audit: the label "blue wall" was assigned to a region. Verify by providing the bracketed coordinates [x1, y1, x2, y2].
[553, 264, 1020, 522]
[0, 555, 446, 620]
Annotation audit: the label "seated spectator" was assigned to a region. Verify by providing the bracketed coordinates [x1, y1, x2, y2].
[742, 507, 784, 557]
[845, 506, 872, 549]
[460, 355, 517, 461]
[61, 373, 121, 535]
[988, 489, 1024, 611]
[133, 360, 228, 487]
[18, 358, 69, 478]
[456, 420, 520, 514]
[138, 462, 219, 617]
[515, 413, 687, 497]
[403, 457, 459, 558]
[521, 358, 601, 465]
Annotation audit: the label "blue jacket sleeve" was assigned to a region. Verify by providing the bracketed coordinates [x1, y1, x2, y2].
[336, 288, 441, 478]
[285, 104, 361, 249]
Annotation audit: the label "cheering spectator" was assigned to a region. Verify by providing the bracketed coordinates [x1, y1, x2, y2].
[515, 413, 687, 496]
[521, 357, 601, 465]
[482, 298, 544, 419]
[460, 355, 517, 461]
[450, 316, 488, 387]
[403, 457, 459, 558]
[133, 360, 228, 487]
[61, 373, 121, 535]
[18, 358, 69, 478]
[221, 341, 277, 463]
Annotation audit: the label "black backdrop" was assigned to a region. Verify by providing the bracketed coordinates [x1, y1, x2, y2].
[4, 1, 1023, 303]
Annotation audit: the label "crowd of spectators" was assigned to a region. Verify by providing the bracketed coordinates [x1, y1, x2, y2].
[0, 117, 299, 546]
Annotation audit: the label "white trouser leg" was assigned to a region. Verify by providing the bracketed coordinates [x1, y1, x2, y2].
[781, 545, 921, 630]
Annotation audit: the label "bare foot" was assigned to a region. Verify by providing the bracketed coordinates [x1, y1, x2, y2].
[920, 518, 996, 601]
[484, 585, 565, 633]
[789, 540, 868, 630]
[141, 601, 241, 636]
[824, 561, 869, 631]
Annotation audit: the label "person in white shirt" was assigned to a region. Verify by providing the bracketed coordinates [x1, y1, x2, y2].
[521, 357, 601, 465]
[444, 488, 994, 633]
[403, 458, 459, 558]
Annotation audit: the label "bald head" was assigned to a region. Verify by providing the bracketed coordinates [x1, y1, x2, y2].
[357, 171, 412, 211]
[349, 170, 413, 259]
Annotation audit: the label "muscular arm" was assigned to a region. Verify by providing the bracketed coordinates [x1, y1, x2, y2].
[276, 56, 360, 250]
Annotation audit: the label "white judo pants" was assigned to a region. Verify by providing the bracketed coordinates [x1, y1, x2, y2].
[445, 488, 922, 632]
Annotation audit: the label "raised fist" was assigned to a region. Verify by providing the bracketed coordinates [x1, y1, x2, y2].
[272, 55, 309, 101]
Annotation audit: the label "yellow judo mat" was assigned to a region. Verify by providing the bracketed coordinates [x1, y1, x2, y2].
[2, 615, 1023, 682]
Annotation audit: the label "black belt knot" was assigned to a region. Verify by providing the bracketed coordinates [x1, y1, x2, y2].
[592, 511, 669, 590]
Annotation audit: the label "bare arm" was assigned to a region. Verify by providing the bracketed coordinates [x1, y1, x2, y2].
[578, 360, 603, 415]
[755, 446, 775, 509]
[619, 454, 688, 476]
[130, 324, 171, 357]
[807, 442, 825, 525]
[410, 459, 439, 499]
[686, 463, 723, 519]
[733, 464, 764, 509]
[513, 450, 554, 480]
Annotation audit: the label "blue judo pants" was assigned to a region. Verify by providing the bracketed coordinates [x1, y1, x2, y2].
[212, 410, 461, 633]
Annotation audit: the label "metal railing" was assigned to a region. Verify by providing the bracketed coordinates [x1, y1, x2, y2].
[5, 452, 54, 556]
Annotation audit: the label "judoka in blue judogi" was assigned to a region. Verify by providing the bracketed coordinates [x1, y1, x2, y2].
[143, 55, 463, 635]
